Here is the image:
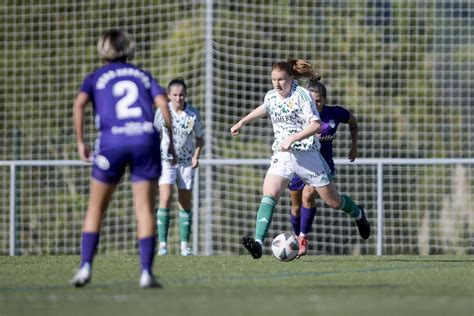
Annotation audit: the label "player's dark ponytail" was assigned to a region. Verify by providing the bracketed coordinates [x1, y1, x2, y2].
[307, 74, 327, 99]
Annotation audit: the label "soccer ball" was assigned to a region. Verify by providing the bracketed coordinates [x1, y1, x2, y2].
[271, 233, 299, 262]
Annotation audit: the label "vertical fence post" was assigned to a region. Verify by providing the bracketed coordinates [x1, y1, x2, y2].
[204, 0, 214, 255]
[9, 163, 16, 256]
[192, 168, 200, 254]
[376, 162, 384, 256]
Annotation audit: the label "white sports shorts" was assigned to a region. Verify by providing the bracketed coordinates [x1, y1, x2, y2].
[267, 150, 331, 188]
[159, 160, 195, 190]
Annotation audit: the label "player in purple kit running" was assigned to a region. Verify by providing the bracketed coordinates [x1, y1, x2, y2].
[70, 29, 175, 288]
[289, 75, 367, 258]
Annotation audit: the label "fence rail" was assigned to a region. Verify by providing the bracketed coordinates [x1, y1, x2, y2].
[2, 158, 474, 256]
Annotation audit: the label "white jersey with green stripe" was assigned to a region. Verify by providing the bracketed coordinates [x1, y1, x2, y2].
[262, 82, 321, 152]
[154, 102, 204, 162]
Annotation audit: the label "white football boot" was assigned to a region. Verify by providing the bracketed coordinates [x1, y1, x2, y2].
[158, 246, 168, 256]
[139, 270, 163, 288]
[181, 247, 194, 256]
[158, 242, 168, 256]
[158, 247, 168, 256]
[70, 262, 91, 287]
[181, 241, 194, 256]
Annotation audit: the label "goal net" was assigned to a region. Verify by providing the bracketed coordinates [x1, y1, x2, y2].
[1, 1, 473, 256]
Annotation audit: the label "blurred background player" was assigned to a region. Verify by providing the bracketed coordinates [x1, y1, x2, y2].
[71, 29, 175, 288]
[288, 75, 363, 259]
[154, 78, 204, 256]
[230, 59, 370, 259]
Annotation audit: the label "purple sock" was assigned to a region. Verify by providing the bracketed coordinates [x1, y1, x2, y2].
[290, 212, 301, 236]
[300, 206, 317, 235]
[80, 232, 100, 267]
[139, 236, 156, 273]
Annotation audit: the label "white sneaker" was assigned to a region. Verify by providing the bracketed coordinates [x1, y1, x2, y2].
[158, 246, 168, 256]
[139, 270, 163, 288]
[181, 247, 194, 256]
[70, 263, 91, 287]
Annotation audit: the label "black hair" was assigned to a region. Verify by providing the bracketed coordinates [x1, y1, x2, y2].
[307, 74, 327, 99]
[167, 78, 187, 91]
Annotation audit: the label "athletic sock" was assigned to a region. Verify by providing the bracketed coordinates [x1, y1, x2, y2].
[339, 194, 361, 218]
[300, 206, 317, 235]
[80, 232, 100, 268]
[157, 208, 170, 243]
[179, 209, 192, 243]
[255, 195, 277, 242]
[139, 236, 156, 273]
[290, 212, 301, 236]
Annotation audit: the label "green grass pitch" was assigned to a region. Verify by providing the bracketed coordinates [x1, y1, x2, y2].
[0, 255, 472, 316]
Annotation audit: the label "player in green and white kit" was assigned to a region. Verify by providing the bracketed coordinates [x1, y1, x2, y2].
[231, 59, 370, 259]
[154, 78, 204, 256]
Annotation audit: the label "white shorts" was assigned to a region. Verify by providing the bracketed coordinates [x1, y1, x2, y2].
[267, 151, 331, 188]
[159, 161, 195, 190]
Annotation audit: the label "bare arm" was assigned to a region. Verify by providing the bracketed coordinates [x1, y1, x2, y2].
[280, 120, 321, 151]
[73, 92, 92, 162]
[347, 113, 359, 162]
[192, 136, 204, 169]
[154, 94, 177, 162]
[347, 113, 358, 162]
[230, 105, 267, 136]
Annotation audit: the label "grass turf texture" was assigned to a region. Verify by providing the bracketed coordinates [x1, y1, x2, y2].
[0, 255, 472, 316]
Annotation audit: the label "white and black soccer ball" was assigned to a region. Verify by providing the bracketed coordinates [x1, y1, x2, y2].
[271, 233, 299, 262]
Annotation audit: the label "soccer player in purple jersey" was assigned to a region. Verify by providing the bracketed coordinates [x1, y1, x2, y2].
[70, 29, 175, 288]
[288, 75, 368, 258]
[231, 59, 369, 259]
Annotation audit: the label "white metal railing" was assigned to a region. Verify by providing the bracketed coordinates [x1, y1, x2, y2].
[194, 158, 474, 256]
[3, 158, 474, 256]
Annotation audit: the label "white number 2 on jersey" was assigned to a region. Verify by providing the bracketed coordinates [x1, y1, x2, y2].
[113, 80, 142, 119]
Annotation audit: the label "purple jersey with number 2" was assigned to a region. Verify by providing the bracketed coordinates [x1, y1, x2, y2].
[80, 61, 166, 183]
[289, 105, 350, 190]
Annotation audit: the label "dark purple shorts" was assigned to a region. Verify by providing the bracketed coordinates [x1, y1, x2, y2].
[91, 142, 162, 184]
[288, 176, 305, 191]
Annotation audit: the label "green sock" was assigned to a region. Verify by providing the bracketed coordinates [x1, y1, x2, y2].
[179, 209, 192, 242]
[339, 195, 361, 217]
[157, 208, 170, 242]
[255, 195, 277, 242]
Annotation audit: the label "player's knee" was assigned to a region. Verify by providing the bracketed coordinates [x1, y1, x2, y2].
[302, 190, 317, 208]
[302, 200, 315, 209]
[160, 199, 172, 209]
[290, 204, 301, 216]
[301, 194, 315, 208]
[326, 198, 341, 209]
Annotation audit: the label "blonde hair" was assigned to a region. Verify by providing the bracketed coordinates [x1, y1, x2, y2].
[271, 59, 316, 80]
[97, 29, 135, 62]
